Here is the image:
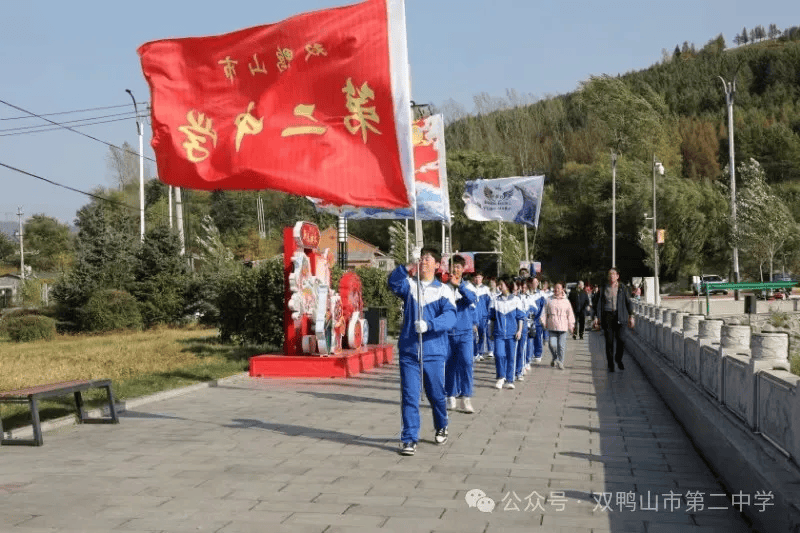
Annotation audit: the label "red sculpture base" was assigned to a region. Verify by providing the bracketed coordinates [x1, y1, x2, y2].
[249, 345, 394, 378]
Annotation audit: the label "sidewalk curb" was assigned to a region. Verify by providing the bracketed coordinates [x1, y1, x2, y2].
[2, 372, 249, 441]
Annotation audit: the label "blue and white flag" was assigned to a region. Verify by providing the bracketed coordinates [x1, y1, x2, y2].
[463, 176, 545, 227]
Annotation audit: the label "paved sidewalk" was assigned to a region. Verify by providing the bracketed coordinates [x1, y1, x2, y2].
[1, 334, 754, 533]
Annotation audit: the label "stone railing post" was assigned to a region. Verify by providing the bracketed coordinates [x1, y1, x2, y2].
[721, 324, 753, 426]
[750, 331, 791, 373]
[698, 319, 724, 400]
[682, 314, 704, 382]
[671, 311, 689, 370]
[649, 305, 659, 344]
[659, 309, 673, 356]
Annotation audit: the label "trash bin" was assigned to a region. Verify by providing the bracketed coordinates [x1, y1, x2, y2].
[745, 295, 757, 314]
[364, 307, 387, 345]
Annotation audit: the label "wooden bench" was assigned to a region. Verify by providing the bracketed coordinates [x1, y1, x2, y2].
[0, 379, 119, 446]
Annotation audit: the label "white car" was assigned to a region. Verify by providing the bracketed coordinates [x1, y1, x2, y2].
[693, 275, 728, 295]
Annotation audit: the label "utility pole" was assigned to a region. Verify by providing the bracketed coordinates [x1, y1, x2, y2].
[257, 195, 266, 239]
[175, 187, 186, 256]
[125, 89, 145, 242]
[652, 155, 664, 307]
[497, 222, 502, 277]
[719, 76, 740, 299]
[16, 206, 24, 280]
[611, 150, 618, 268]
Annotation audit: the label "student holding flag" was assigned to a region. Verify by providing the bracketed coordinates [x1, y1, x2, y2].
[388, 247, 456, 456]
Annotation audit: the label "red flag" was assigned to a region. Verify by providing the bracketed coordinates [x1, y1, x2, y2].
[138, 0, 414, 209]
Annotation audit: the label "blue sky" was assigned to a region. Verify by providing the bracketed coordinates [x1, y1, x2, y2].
[0, 0, 795, 226]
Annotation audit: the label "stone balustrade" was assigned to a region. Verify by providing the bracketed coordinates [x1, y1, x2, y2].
[629, 305, 799, 462]
[625, 305, 800, 532]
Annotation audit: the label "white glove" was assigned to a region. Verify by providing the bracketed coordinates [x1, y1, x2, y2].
[414, 320, 428, 334]
[411, 246, 422, 263]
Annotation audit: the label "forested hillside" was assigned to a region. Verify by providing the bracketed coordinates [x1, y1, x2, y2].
[439, 28, 800, 284]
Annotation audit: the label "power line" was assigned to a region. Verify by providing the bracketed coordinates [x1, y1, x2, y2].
[0, 102, 148, 121]
[0, 160, 172, 224]
[0, 99, 156, 163]
[0, 112, 138, 135]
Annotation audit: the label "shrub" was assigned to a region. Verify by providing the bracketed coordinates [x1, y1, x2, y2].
[84, 289, 143, 332]
[217, 257, 284, 346]
[356, 266, 401, 335]
[2, 314, 56, 342]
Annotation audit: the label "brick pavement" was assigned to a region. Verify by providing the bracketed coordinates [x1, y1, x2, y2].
[0, 333, 755, 533]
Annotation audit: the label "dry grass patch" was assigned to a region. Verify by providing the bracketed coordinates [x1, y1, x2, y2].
[0, 326, 274, 431]
[0, 327, 221, 392]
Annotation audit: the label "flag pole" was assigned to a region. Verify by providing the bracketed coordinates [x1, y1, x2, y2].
[414, 217, 424, 430]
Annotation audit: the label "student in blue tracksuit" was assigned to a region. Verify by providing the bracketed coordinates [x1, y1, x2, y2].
[388, 247, 456, 456]
[486, 277, 500, 358]
[471, 272, 491, 360]
[444, 255, 478, 414]
[520, 279, 537, 370]
[488, 276, 525, 389]
[514, 278, 530, 381]
[529, 277, 547, 364]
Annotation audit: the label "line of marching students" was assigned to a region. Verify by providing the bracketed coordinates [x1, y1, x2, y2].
[387, 247, 575, 457]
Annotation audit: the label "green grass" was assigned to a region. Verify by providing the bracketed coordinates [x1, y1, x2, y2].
[0, 328, 277, 432]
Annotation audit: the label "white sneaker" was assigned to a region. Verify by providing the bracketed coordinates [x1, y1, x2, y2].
[461, 397, 474, 413]
[556, 361, 564, 370]
[525, 363, 531, 371]
[533, 358, 541, 364]
[517, 374, 524, 382]
[505, 382, 515, 389]
[447, 396, 456, 409]
[495, 378, 505, 389]
[487, 353, 494, 359]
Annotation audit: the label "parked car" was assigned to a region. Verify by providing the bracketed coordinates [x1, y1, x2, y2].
[692, 275, 728, 295]
[770, 272, 796, 298]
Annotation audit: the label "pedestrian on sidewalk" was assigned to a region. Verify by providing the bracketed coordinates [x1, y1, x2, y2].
[592, 267, 635, 372]
[542, 282, 575, 370]
[488, 276, 524, 389]
[444, 255, 478, 414]
[388, 247, 456, 456]
[569, 280, 590, 340]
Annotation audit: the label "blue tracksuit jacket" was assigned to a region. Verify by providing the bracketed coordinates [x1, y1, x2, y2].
[388, 265, 456, 356]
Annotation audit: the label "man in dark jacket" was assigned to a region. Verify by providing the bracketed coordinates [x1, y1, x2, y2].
[592, 268, 635, 372]
[568, 281, 590, 340]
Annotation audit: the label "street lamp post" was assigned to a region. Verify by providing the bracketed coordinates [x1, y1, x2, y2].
[611, 151, 618, 268]
[719, 76, 740, 300]
[126, 89, 145, 242]
[652, 155, 664, 307]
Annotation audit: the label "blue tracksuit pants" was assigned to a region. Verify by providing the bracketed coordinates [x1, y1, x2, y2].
[494, 337, 517, 383]
[515, 326, 528, 376]
[532, 324, 544, 359]
[398, 351, 448, 443]
[446, 331, 475, 398]
[475, 318, 489, 356]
